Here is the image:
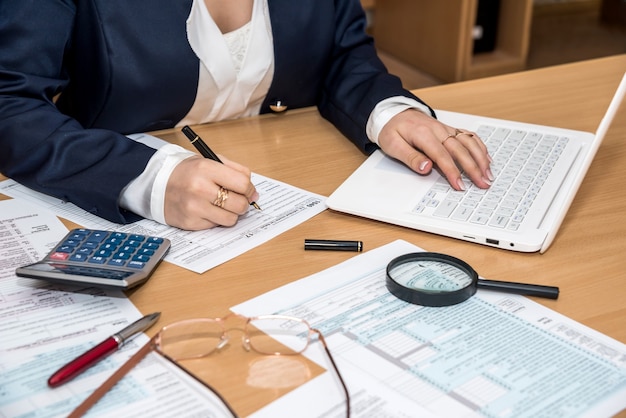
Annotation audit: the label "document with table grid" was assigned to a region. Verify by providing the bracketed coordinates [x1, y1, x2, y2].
[233, 240, 626, 418]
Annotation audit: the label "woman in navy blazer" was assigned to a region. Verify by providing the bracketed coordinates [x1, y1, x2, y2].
[0, 0, 492, 229]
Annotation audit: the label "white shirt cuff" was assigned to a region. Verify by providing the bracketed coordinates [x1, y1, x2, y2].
[119, 144, 196, 225]
[366, 96, 433, 145]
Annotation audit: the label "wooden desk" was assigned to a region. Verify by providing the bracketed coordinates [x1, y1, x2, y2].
[2, 55, 625, 416]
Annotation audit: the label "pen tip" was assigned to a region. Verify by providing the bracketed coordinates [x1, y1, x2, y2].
[251, 202, 262, 210]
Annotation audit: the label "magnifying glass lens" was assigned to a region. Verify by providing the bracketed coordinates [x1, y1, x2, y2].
[386, 253, 479, 307]
[386, 252, 559, 307]
[389, 260, 472, 293]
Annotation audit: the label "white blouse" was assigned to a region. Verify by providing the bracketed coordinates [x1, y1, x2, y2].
[177, 0, 274, 125]
[119, 0, 429, 225]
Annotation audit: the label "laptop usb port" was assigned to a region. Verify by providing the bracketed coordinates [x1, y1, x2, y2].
[486, 238, 499, 245]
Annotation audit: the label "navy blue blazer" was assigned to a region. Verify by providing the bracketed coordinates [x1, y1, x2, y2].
[0, 0, 432, 224]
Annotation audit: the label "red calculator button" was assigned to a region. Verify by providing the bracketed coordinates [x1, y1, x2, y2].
[50, 252, 70, 260]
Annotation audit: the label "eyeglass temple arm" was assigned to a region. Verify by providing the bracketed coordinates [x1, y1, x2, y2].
[158, 351, 240, 417]
[315, 331, 351, 418]
[67, 337, 156, 418]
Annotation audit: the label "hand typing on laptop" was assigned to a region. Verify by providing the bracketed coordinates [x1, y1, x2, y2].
[377, 109, 494, 191]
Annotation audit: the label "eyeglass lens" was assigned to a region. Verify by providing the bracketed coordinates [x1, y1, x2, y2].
[246, 317, 310, 355]
[159, 319, 225, 360]
[158, 317, 312, 360]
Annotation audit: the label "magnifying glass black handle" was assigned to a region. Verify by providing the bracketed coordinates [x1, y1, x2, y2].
[478, 279, 559, 300]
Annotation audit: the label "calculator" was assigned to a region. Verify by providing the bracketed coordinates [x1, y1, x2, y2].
[16, 229, 171, 290]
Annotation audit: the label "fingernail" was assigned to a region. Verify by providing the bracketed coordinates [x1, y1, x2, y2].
[457, 178, 467, 191]
[482, 177, 492, 186]
[486, 168, 494, 181]
[419, 160, 430, 171]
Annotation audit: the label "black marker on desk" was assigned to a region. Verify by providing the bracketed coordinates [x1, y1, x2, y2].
[182, 125, 261, 210]
[305, 239, 363, 252]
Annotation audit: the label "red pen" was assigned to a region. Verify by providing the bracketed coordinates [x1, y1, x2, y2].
[48, 312, 161, 387]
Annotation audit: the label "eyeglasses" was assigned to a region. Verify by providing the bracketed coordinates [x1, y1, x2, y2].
[68, 314, 350, 417]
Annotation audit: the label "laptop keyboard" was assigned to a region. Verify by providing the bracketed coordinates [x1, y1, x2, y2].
[413, 124, 574, 231]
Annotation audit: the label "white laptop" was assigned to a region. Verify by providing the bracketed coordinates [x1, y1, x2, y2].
[327, 72, 626, 253]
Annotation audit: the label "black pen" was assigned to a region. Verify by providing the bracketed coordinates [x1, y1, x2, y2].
[48, 312, 161, 387]
[182, 125, 261, 210]
[304, 239, 363, 252]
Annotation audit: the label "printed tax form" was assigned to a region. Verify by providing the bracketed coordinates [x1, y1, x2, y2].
[0, 199, 235, 417]
[233, 240, 626, 418]
[0, 173, 325, 274]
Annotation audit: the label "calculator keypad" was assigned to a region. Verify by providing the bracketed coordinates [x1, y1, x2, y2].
[49, 229, 166, 270]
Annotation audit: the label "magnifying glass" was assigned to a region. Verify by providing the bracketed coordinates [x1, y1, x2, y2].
[386, 252, 559, 307]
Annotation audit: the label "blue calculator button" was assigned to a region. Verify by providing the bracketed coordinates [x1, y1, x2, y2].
[147, 237, 164, 244]
[95, 249, 112, 257]
[111, 232, 127, 239]
[114, 252, 131, 260]
[77, 247, 93, 255]
[125, 240, 142, 247]
[128, 261, 145, 269]
[56, 245, 74, 253]
[88, 231, 108, 242]
[108, 258, 127, 267]
[71, 230, 91, 237]
[69, 253, 88, 262]
[132, 254, 152, 263]
[63, 239, 82, 246]
[138, 248, 155, 256]
[143, 243, 160, 250]
[129, 235, 145, 242]
[101, 243, 117, 251]
[82, 241, 99, 249]
[88, 256, 107, 264]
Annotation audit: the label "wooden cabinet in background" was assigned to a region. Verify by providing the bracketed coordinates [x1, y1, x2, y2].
[372, 0, 533, 82]
[601, 0, 626, 25]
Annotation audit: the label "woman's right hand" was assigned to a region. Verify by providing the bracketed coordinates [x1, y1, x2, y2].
[163, 155, 259, 230]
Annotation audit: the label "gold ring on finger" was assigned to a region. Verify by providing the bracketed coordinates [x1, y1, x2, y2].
[455, 129, 475, 138]
[441, 134, 455, 145]
[213, 187, 229, 208]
